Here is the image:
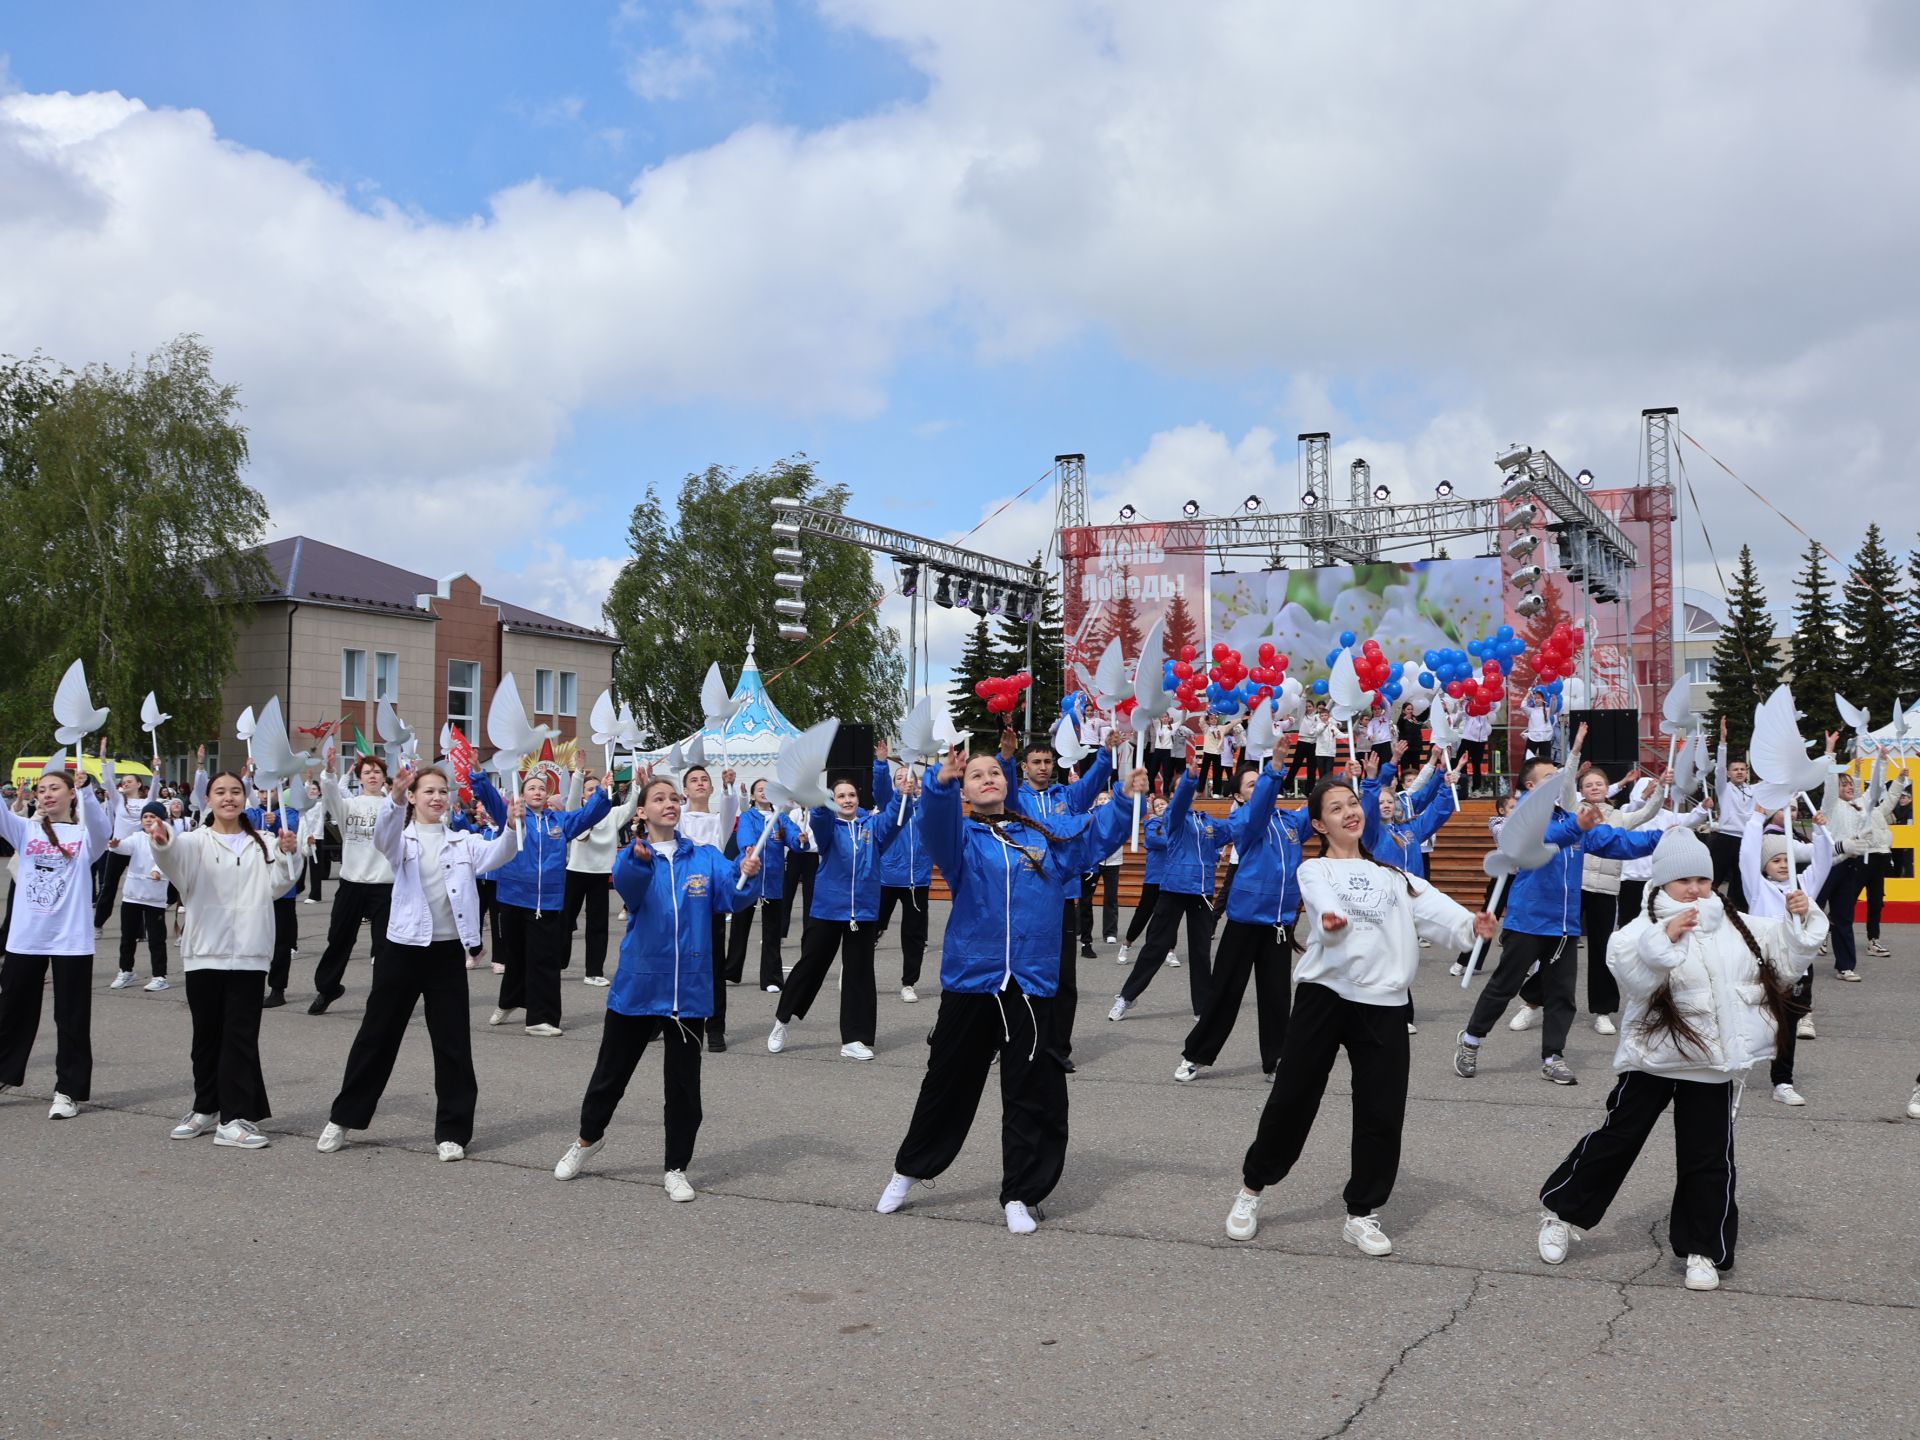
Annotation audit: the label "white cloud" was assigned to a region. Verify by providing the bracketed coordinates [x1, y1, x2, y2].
[622, 0, 770, 101]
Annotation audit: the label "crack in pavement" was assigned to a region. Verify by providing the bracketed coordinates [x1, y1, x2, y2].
[1596, 1216, 1668, 1357]
[1318, 1270, 1489, 1439]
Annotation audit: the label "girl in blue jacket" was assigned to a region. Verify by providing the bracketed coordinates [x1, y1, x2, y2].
[1110, 765, 1229, 1022]
[1178, 743, 1316, 1083]
[875, 749, 1138, 1234]
[1118, 793, 1171, 963]
[553, 776, 759, 1198]
[768, 774, 908, 1061]
[873, 757, 933, 1002]
[725, 780, 797, 994]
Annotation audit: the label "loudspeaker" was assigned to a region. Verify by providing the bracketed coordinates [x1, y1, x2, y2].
[825, 723, 876, 808]
[1568, 709, 1639, 781]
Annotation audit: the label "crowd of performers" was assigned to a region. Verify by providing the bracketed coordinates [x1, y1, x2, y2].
[3, 705, 1914, 1293]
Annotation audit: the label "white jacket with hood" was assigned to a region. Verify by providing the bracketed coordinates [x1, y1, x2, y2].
[152, 825, 303, 972]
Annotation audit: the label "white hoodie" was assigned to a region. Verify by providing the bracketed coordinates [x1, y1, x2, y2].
[1292, 857, 1477, 1006]
[151, 825, 303, 972]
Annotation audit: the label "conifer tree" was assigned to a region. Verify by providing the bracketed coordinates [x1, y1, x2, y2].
[1707, 545, 1783, 756]
[1840, 523, 1905, 725]
[1787, 540, 1846, 738]
[950, 613, 1003, 747]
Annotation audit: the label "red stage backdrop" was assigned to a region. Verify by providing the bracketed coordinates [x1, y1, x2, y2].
[1060, 521, 1209, 689]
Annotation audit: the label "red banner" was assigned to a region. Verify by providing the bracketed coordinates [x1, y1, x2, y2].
[1061, 520, 1208, 692]
[448, 724, 475, 806]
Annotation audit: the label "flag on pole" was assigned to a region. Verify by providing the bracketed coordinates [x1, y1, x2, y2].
[449, 724, 476, 807]
[353, 725, 374, 757]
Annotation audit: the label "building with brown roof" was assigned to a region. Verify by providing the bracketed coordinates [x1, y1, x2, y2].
[204, 536, 618, 773]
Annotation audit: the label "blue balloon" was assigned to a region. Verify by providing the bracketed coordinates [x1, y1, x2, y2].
[1497, 624, 1515, 642]
[1339, 630, 1357, 648]
[1498, 657, 1515, 676]
[1467, 640, 1482, 658]
[1311, 679, 1329, 696]
[1418, 670, 1435, 688]
[1383, 682, 1402, 702]
[1325, 648, 1342, 667]
[1163, 676, 1177, 692]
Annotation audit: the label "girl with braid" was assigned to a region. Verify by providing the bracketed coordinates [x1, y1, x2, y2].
[874, 749, 1139, 1235]
[1534, 826, 1824, 1292]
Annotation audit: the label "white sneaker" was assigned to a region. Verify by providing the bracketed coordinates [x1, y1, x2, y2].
[663, 1169, 695, 1202]
[1795, 1015, 1815, 1040]
[900, 985, 918, 1003]
[875, 1172, 915, 1214]
[1448, 961, 1465, 976]
[767, 1020, 788, 1053]
[144, 976, 171, 992]
[1117, 945, 1129, 965]
[1538, 1211, 1574, 1265]
[1772, 1083, 1806, 1106]
[110, 970, 138, 989]
[170, 1111, 216, 1140]
[47, 1092, 77, 1120]
[1593, 1014, 1617, 1035]
[1837, 970, 1863, 982]
[1173, 1059, 1203, 1084]
[214, 1119, 270, 1149]
[316, 1122, 349, 1153]
[1684, 1254, 1720, 1291]
[437, 1141, 466, 1162]
[1509, 1006, 1541, 1032]
[303, 897, 317, 904]
[524, 1022, 564, 1037]
[582, 975, 610, 987]
[1004, 1200, 1039, 1235]
[1107, 996, 1129, 1022]
[490, 962, 506, 975]
[840, 1041, 875, 1061]
[553, 1138, 604, 1180]
[1419, 938, 1432, 948]
[1104, 934, 1118, 944]
[1406, 1022, 1418, 1035]
[1226, 1189, 1262, 1242]
[764, 984, 781, 993]
[1167, 954, 1182, 968]
[1907, 1086, 1920, 1119]
[487, 1007, 521, 1027]
[1342, 1213, 1393, 1256]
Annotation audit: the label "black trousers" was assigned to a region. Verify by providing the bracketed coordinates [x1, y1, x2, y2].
[1865, 851, 1894, 940]
[92, 848, 131, 930]
[329, 939, 477, 1144]
[1199, 754, 1226, 795]
[496, 905, 569, 1027]
[1461, 739, 1487, 788]
[564, 869, 612, 978]
[1468, 931, 1577, 1059]
[1242, 983, 1410, 1215]
[1770, 971, 1813, 1086]
[878, 885, 930, 986]
[1079, 869, 1120, 942]
[578, 1011, 704, 1168]
[709, 915, 728, 1038]
[477, 878, 497, 953]
[1055, 901, 1079, 1059]
[786, 851, 820, 940]
[1120, 891, 1214, 1015]
[1124, 883, 1162, 945]
[776, 918, 877, 1046]
[1706, 830, 1747, 912]
[0, 951, 93, 1100]
[893, 987, 1068, 1207]
[306, 845, 331, 901]
[1824, 857, 1862, 973]
[184, 968, 269, 1123]
[118, 901, 170, 976]
[269, 896, 297, 993]
[1452, 871, 1509, 973]
[1523, 890, 1621, 1016]
[313, 879, 392, 997]
[1213, 863, 1238, 916]
[1183, 919, 1290, 1073]
[1539, 1069, 1739, 1265]
[729, 890, 793, 991]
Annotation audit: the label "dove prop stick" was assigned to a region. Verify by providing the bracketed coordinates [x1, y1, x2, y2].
[1461, 778, 1562, 985]
[140, 691, 170, 769]
[1327, 650, 1369, 768]
[1747, 684, 1834, 813]
[740, 719, 839, 889]
[1658, 678, 1696, 778]
[589, 689, 620, 776]
[53, 658, 111, 747]
[487, 674, 560, 844]
[895, 695, 938, 823]
[700, 663, 747, 774]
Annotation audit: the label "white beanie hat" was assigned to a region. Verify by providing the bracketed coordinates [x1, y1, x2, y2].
[1761, 833, 1790, 868]
[1649, 827, 1714, 889]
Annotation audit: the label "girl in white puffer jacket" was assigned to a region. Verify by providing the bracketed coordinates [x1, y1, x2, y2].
[1532, 826, 1824, 1293]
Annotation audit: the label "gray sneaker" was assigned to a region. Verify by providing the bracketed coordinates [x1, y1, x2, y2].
[1541, 1055, 1578, 1086]
[1452, 1032, 1479, 1079]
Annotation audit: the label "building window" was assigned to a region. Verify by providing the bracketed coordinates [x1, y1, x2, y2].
[535, 668, 555, 714]
[1685, 657, 1715, 684]
[373, 651, 398, 701]
[447, 661, 479, 733]
[557, 671, 577, 716]
[342, 648, 366, 700]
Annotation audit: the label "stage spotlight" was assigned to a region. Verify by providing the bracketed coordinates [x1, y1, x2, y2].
[1243, 494, 1262, 513]
[773, 571, 806, 591]
[1372, 483, 1391, 502]
[1301, 488, 1319, 508]
[969, 585, 990, 617]
[1182, 499, 1201, 518]
[773, 597, 806, 619]
[899, 562, 920, 597]
[1504, 502, 1539, 531]
[1018, 591, 1037, 623]
[953, 576, 972, 607]
[1505, 534, 1540, 561]
[986, 585, 1005, 615]
[772, 546, 804, 566]
[932, 574, 954, 609]
[1575, 468, 1595, 489]
[1496, 445, 1533, 473]
[1434, 480, 1454, 499]
[1118, 504, 1137, 521]
[778, 622, 809, 641]
[1510, 565, 1543, 589]
[1515, 594, 1546, 618]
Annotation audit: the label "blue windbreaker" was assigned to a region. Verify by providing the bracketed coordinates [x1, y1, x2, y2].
[1359, 777, 1457, 877]
[1150, 773, 1232, 897]
[607, 835, 752, 1019]
[245, 803, 302, 901]
[872, 759, 933, 887]
[1221, 767, 1315, 925]
[807, 799, 908, 923]
[919, 769, 1131, 996]
[1505, 811, 1660, 936]
[487, 788, 612, 913]
[734, 806, 790, 902]
[998, 747, 1114, 899]
[1142, 812, 1171, 885]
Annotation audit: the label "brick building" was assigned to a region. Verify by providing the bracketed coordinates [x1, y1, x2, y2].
[205, 536, 618, 773]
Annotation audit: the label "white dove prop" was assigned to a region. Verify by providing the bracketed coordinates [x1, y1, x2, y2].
[1051, 715, 1090, 769]
[1271, 676, 1306, 723]
[1461, 777, 1564, 985]
[1072, 638, 1130, 718]
[1397, 662, 1436, 717]
[1670, 727, 1701, 803]
[484, 673, 559, 784]
[741, 719, 839, 887]
[700, 663, 749, 770]
[1657, 677, 1696, 776]
[139, 691, 170, 766]
[1427, 697, 1462, 755]
[250, 697, 315, 827]
[235, 704, 258, 763]
[41, 747, 69, 777]
[1127, 619, 1176, 848]
[375, 698, 417, 773]
[589, 689, 621, 775]
[1244, 695, 1278, 764]
[1835, 692, 1872, 756]
[53, 659, 110, 747]
[1747, 684, 1831, 812]
[1326, 649, 1370, 762]
[895, 696, 941, 821]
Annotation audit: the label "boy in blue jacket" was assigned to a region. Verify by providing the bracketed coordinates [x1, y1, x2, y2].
[726, 779, 796, 994]
[553, 776, 759, 1197]
[1111, 760, 1229, 1022]
[1453, 754, 1660, 1086]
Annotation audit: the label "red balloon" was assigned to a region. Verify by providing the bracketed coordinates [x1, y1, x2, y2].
[1445, 680, 1465, 699]
[1173, 660, 1193, 681]
[1362, 639, 1383, 657]
[1257, 685, 1273, 700]
[1179, 645, 1198, 664]
[974, 680, 992, 699]
[1274, 654, 1288, 671]
[1257, 642, 1276, 662]
[1212, 642, 1230, 662]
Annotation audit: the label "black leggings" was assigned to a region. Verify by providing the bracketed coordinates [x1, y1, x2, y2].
[0, 950, 93, 1100]
[1124, 883, 1162, 945]
[1119, 891, 1215, 1014]
[118, 901, 169, 976]
[776, 918, 877, 1046]
[577, 1011, 704, 1169]
[1183, 918, 1290, 1073]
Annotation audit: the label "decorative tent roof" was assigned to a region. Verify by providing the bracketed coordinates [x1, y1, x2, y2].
[638, 636, 800, 768]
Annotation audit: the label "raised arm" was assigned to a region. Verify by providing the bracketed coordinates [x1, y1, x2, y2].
[1164, 770, 1199, 834]
[557, 783, 613, 842]
[916, 765, 967, 893]
[470, 769, 509, 827]
[1738, 809, 1766, 908]
[870, 758, 897, 813]
[1408, 782, 1457, 844]
[1061, 745, 1114, 814]
[373, 788, 410, 868]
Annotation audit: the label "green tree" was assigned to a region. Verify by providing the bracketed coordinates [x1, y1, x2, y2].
[993, 553, 1062, 737]
[949, 613, 1003, 746]
[1787, 540, 1846, 738]
[1901, 538, 1920, 699]
[1707, 545, 1784, 755]
[0, 338, 272, 764]
[1840, 523, 1905, 726]
[602, 457, 904, 740]
[1161, 588, 1201, 663]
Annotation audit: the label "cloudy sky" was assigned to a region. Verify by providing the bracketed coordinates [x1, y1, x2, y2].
[3, 1, 1916, 678]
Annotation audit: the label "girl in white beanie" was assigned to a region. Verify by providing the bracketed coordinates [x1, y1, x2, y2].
[1740, 805, 1832, 1106]
[1532, 825, 1824, 1292]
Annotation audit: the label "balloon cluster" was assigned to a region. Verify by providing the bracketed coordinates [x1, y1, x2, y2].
[1531, 623, 1585, 685]
[1165, 641, 1288, 717]
[975, 670, 1032, 715]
